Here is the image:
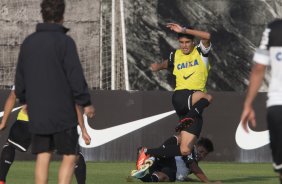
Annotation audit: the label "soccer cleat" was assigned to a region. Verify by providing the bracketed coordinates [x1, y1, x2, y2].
[175, 117, 194, 132]
[131, 164, 150, 178]
[136, 147, 150, 170]
[131, 156, 155, 179]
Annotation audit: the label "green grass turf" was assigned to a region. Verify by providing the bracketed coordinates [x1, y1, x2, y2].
[7, 161, 278, 184]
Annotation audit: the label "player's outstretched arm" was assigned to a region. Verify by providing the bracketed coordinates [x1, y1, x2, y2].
[0, 91, 17, 131]
[241, 63, 266, 132]
[190, 161, 210, 183]
[76, 104, 91, 145]
[167, 23, 211, 47]
[150, 59, 169, 72]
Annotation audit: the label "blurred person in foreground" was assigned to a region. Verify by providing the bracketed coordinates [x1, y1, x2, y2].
[241, 19, 282, 184]
[0, 86, 91, 184]
[14, 0, 94, 183]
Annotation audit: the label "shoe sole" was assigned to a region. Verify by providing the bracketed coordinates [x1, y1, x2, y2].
[131, 163, 150, 178]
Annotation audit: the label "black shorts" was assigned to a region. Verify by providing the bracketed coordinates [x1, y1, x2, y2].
[149, 158, 176, 182]
[172, 90, 195, 117]
[8, 120, 31, 152]
[31, 126, 79, 155]
[172, 89, 202, 137]
[267, 106, 282, 172]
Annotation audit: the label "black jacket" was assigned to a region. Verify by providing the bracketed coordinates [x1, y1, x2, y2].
[15, 23, 91, 134]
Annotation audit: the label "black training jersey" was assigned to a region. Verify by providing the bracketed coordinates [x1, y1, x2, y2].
[15, 23, 92, 134]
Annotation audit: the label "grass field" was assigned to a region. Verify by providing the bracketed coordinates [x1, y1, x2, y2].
[7, 161, 278, 184]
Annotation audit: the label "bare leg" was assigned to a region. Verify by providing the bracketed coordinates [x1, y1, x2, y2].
[179, 131, 197, 155]
[58, 154, 77, 184]
[177, 91, 210, 153]
[35, 152, 52, 184]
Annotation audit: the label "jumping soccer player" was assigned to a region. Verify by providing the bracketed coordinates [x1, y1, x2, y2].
[15, 0, 94, 183]
[136, 23, 212, 169]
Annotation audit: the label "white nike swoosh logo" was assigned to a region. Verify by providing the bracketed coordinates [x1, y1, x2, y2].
[235, 120, 269, 150]
[0, 107, 22, 118]
[78, 110, 175, 148]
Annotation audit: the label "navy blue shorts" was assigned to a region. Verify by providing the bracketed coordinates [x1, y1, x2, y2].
[31, 126, 79, 155]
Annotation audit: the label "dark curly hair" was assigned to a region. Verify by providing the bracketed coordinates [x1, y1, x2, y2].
[197, 137, 214, 153]
[40, 0, 65, 23]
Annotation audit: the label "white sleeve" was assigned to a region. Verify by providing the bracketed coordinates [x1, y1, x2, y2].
[199, 40, 212, 55]
[253, 28, 271, 65]
[253, 48, 270, 65]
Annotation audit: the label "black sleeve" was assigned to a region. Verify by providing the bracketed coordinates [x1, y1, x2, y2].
[167, 50, 176, 73]
[182, 148, 198, 167]
[196, 46, 209, 57]
[266, 19, 282, 49]
[182, 154, 194, 165]
[15, 46, 26, 104]
[63, 37, 92, 107]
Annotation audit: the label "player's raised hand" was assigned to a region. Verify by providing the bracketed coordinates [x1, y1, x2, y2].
[167, 23, 183, 33]
[150, 60, 168, 72]
[240, 105, 256, 133]
[150, 63, 160, 72]
[84, 105, 95, 118]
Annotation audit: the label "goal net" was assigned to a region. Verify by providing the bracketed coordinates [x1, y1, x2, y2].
[100, 0, 129, 90]
[0, 0, 129, 90]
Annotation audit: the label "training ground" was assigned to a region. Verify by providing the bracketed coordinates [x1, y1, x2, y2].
[7, 162, 277, 184]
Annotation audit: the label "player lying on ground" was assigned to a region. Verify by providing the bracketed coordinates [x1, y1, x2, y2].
[131, 136, 221, 183]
